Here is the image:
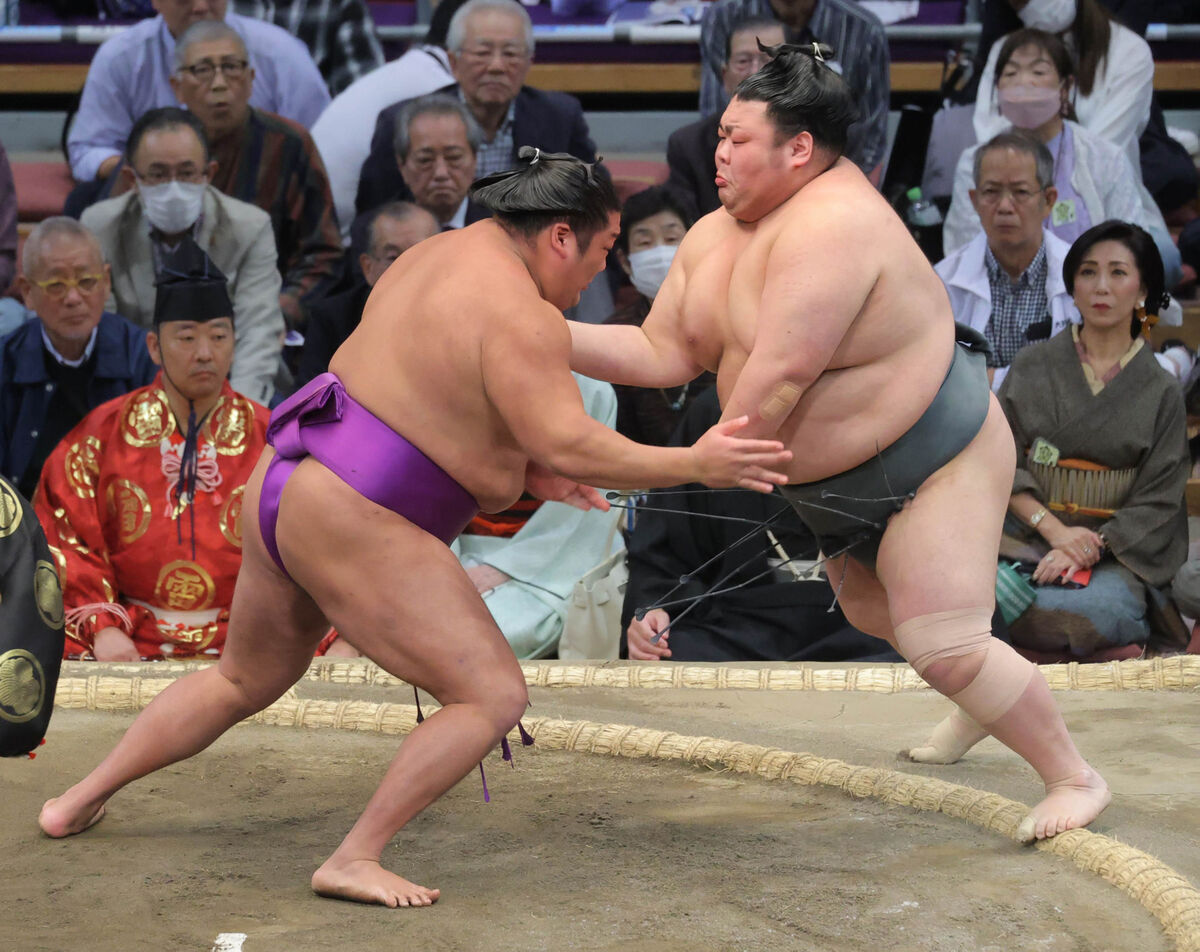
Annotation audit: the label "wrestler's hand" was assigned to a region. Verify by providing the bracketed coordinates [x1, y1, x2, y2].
[92, 627, 141, 662]
[467, 564, 511, 594]
[1042, 524, 1104, 568]
[1032, 548, 1081, 586]
[691, 416, 792, 493]
[627, 609, 672, 660]
[525, 461, 611, 512]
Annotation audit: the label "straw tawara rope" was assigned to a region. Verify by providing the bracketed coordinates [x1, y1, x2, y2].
[53, 674, 1200, 952]
[63, 656, 1200, 694]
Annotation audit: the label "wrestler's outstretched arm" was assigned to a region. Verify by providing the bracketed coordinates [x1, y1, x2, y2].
[719, 211, 876, 440]
[486, 300, 791, 493]
[568, 234, 703, 388]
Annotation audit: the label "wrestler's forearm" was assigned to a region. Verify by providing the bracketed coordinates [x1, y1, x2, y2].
[720, 355, 812, 439]
[540, 423, 702, 490]
[567, 321, 696, 388]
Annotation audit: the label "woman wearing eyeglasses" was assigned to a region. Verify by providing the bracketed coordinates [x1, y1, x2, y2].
[942, 28, 1179, 289]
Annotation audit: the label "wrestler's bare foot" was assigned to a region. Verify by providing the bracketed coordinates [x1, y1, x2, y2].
[1016, 767, 1111, 843]
[312, 858, 440, 907]
[38, 795, 106, 838]
[907, 708, 989, 765]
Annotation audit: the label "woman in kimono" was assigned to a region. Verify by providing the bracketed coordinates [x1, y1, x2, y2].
[994, 220, 1189, 658]
[909, 220, 1189, 766]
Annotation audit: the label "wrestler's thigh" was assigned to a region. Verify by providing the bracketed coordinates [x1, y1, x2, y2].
[273, 459, 526, 707]
[824, 554, 895, 642]
[217, 449, 333, 690]
[874, 396, 1015, 627]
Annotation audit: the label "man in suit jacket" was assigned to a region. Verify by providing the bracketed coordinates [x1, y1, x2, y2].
[354, 0, 597, 217]
[666, 17, 784, 216]
[81, 108, 285, 405]
[296, 201, 438, 388]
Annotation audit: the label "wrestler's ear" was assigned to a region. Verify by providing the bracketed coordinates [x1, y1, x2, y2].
[146, 331, 163, 368]
[548, 222, 574, 260]
[788, 130, 816, 168]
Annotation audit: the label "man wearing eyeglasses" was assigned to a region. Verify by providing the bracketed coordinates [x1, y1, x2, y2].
[0, 218, 156, 499]
[67, 0, 329, 186]
[353, 0, 598, 218]
[81, 107, 285, 405]
[158, 20, 341, 332]
[935, 130, 1076, 391]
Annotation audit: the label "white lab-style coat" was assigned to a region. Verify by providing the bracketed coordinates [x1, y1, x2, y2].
[935, 230, 1078, 391]
[944, 120, 1169, 257]
[972, 19, 1153, 172]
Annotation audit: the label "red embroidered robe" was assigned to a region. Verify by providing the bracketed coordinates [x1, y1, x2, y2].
[34, 375, 269, 660]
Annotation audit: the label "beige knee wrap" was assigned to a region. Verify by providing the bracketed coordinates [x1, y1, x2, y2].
[894, 608, 1034, 726]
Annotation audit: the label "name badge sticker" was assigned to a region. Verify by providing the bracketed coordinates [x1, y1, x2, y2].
[1051, 199, 1077, 227]
[1030, 437, 1060, 467]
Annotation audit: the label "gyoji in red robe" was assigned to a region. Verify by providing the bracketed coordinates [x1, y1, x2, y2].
[34, 375, 269, 659]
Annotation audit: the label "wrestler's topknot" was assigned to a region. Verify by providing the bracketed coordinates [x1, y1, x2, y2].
[733, 39, 860, 156]
[470, 147, 620, 250]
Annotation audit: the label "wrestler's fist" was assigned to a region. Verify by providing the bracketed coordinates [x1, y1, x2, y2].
[525, 461, 611, 512]
[691, 416, 792, 493]
[627, 609, 672, 660]
[92, 627, 141, 662]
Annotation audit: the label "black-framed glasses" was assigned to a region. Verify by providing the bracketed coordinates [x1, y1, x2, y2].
[178, 59, 249, 83]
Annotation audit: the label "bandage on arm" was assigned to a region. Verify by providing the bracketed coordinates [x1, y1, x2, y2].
[758, 381, 803, 421]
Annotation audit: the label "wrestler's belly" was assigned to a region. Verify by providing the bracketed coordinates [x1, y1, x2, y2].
[756, 357, 952, 484]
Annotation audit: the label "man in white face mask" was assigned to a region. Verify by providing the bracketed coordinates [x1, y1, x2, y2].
[603, 186, 715, 447]
[81, 107, 285, 405]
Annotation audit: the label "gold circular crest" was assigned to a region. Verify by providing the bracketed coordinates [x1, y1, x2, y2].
[154, 561, 216, 611]
[0, 649, 45, 724]
[219, 486, 245, 548]
[121, 389, 174, 448]
[105, 478, 152, 545]
[63, 436, 102, 500]
[0, 479, 22, 540]
[34, 559, 64, 629]
[206, 395, 252, 456]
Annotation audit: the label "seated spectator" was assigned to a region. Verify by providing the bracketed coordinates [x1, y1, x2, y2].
[67, 0, 329, 185]
[0, 218, 156, 499]
[973, 0, 1152, 176]
[622, 386, 901, 663]
[327, 374, 624, 660]
[604, 186, 714, 445]
[935, 131, 1076, 391]
[296, 201, 438, 387]
[392, 94, 490, 229]
[164, 20, 341, 329]
[948, 28, 1182, 287]
[82, 108, 284, 404]
[231, 0, 384, 96]
[310, 0, 468, 239]
[34, 240, 270, 661]
[0, 139, 17, 324]
[698, 0, 889, 180]
[355, 0, 598, 217]
[667, 16, 784, 216]
[996, 221, 1190, 658]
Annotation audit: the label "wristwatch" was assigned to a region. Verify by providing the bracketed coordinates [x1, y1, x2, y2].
[1029, 507, 1048, 528]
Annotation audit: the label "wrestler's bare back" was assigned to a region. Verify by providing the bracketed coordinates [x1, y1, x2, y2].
[662, 159, 957, 481]
[330, 224, 562, 512]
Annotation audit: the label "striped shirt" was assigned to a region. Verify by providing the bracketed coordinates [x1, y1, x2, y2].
[233, 0, 385, 95]
[698, 0, 891, 171]
[984, 242, 1050, 369]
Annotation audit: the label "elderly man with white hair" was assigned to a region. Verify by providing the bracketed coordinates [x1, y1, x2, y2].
[67, 0, 329, 185]
[354, 0, 598, 217]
